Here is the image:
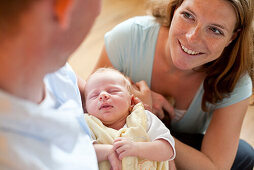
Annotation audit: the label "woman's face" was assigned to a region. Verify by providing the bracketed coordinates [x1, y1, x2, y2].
[168, 0, 237, 70]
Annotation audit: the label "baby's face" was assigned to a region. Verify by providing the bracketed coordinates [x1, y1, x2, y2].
[85, 71, 132, 127]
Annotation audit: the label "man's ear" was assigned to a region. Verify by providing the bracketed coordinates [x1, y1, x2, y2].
[54, 0, 74, 28]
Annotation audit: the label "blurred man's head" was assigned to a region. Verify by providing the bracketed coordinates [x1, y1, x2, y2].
[0, 0, 101, 72]
[0, 0, 35, 37]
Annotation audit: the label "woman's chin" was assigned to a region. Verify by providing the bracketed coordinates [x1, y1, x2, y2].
[173, 59, 193, 71]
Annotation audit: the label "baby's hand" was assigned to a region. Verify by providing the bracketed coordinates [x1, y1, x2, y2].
[113, 137, 137, 160]
[107, 148, 122, 170]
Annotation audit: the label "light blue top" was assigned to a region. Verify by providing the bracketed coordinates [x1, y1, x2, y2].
[105, 16, 253, 134]
[0, 64, 98, 170]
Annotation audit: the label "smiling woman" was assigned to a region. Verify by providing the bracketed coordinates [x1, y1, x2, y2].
[169, 0, 237, 68]
[149, 0, 254, 111]
[93, 0, 254, 169]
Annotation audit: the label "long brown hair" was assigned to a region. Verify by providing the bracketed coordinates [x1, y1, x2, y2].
[147, 0, 254, 111]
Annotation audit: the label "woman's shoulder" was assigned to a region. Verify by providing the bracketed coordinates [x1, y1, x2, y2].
[128, 15, 160, 27]
[109, 15, 160, 33]
[215, 73, 252, 109]
[232, 73, 252, 97]
[235, 73, 252, 87]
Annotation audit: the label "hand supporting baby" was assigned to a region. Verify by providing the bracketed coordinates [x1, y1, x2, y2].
[106, 137, 136, 170]
[107, 147, 122, 170]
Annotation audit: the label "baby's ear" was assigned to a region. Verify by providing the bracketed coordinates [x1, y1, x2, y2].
[83, 103, 87, 113]
[131, 95, 142, 105]
[130, 95, 135, 105]
[81, 91, 87, 113]
[129, 95, 135, 112]
[130, 95, 141, 112]
[131, 95, 152, 112]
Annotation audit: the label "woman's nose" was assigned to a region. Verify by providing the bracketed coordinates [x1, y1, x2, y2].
[99, 91, 109, 101]
[186, 25, 202, 43]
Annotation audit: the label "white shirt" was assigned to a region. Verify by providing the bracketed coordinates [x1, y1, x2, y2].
[0, 64, 98, 170]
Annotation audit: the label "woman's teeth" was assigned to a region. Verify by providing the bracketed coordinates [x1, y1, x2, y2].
[181, 45, 200, 55]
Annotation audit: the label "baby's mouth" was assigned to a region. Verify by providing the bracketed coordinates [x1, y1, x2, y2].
[99, 103, 113, 110]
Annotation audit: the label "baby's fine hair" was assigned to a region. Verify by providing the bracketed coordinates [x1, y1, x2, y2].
[86, 67, 132, 93]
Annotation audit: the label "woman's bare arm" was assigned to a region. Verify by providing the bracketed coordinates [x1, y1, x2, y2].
[174, 98, 249, 170]
[94, 45, 114, 69]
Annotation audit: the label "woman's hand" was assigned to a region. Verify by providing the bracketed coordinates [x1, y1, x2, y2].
[131, 80, 153, 108]
[131, 80, 174, 120]
[151, 91, 174, 120]
[130, 96, 152, 112]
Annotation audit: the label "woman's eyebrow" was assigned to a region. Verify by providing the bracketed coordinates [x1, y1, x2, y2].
[186, 7, 196, 17]
[210, 23, 228, 32]
[185, 7, 228, 32]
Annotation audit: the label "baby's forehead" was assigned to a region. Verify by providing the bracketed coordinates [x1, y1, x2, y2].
[86, 70, 127, 88]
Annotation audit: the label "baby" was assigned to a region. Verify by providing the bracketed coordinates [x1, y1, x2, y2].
[84, 68, 176, 170]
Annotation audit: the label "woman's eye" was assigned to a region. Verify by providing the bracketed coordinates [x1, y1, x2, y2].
[209, 27, 224, 36]
[182, 12, 194, 20]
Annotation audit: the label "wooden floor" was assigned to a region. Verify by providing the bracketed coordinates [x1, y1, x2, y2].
[69, 0, 254, 147]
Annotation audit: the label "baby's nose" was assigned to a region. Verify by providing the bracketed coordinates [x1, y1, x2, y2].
[99, 92, 109, 101]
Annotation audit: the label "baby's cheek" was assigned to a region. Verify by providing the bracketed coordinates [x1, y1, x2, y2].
[86, 102, 95, 113]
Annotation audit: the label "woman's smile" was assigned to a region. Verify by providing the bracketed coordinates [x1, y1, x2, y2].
[179, 40, 203, 56]
[181, 44, 200, 55]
